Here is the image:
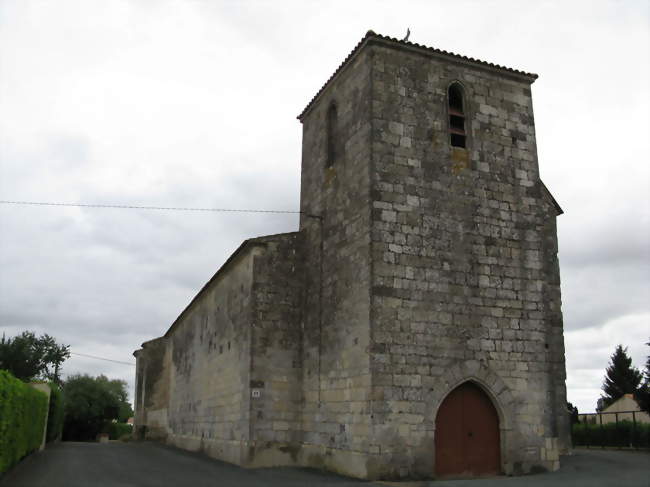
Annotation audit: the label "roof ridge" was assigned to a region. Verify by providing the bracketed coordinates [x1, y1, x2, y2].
[297, 30, 538, 120]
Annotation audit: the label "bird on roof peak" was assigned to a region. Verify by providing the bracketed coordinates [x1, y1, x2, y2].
[402, 28, 410, 42]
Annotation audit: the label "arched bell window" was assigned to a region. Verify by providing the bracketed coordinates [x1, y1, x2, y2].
[326, 102, 338, 167]
[448, 83, 466, 148]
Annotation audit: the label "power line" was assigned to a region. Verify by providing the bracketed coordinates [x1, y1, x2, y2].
[0, 200, 302, 215]
[70, 351, 136, 366]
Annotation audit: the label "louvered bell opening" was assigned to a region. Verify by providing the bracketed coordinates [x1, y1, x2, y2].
[449, 111, 466, 148]
[448, 85, 466, 148]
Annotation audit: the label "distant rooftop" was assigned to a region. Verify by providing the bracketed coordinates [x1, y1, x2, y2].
[298, 30, 538, 120]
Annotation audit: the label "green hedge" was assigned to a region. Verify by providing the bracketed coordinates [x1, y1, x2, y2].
[572, 420, 650, 448]
[46, 384, 64, 443]
[107, 422, 132, 440]
[0, 371, 49, 473]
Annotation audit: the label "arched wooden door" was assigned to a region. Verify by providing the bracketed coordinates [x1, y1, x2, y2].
[435, 382, 500, 477]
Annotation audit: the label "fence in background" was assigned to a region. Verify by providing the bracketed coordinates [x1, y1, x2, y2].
[573, 411, 650, 449]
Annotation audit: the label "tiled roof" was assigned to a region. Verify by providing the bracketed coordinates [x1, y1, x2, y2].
[298, 30, 538, 120]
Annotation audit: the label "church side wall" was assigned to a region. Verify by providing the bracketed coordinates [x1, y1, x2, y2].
[166, 247, 260, 465]
[136, 245, 263, 466]
[245, 233, 305, 466]
[297, 49, 374, 478]
[366, 44, 568, 478]
[134, 336, 171, 440]
[540, 203, 571, 453]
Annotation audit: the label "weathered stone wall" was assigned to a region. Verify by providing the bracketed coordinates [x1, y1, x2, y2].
[134, 234, 306, 467]
[135, 242, 264, 464]
[297, 47, 374, 478]
[134, 336, 170, 440]
[365, 41, 568, 477]
[134, 33, 569, 481]
[247, 233, 305, 466]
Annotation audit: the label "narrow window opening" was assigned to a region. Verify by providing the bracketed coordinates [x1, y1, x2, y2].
[450, 115, 465, 131]
[326, 103, 338, 167]
[449, 85, 464, 113]
[448, 83, 466, 148]
[450, 133, 466, 147]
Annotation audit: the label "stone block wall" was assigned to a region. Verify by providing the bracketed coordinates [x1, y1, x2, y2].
[364, 42, 568, 477]
[247, 233, 305, 465]
[135, 242, 264, 464]
[134, 336, 170, 440]
[297, 47, 375, 477]
[134, 32, 569, 481]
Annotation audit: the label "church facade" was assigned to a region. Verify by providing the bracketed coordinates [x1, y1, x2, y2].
[133, 31, 570, 480]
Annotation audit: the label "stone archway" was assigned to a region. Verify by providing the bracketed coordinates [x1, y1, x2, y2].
[425, 361, 516, 476]
[434, 381, 500, 477]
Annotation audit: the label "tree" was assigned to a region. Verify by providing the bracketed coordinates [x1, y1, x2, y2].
[0, 331, 70, 383]
[635, 340, 650, 414]
[598, 344, 642, 411]
[96, 374, 133, 423]
[567, 401, 579, 425]
[62, 374, 133, 441]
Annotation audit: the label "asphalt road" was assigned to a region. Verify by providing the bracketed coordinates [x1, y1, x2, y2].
[0, 442, 375, 487]
[1, 443, 648, 487]
[383, 449, 650, 487]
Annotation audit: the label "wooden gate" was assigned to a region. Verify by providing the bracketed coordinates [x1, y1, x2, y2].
[434, 381, 501, 477]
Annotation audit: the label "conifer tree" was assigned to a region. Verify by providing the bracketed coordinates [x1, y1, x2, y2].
[598, 344, 642, 411]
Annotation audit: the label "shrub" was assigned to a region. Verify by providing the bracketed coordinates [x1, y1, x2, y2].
[572, 420, 650, 448]
[62, 374, 132, 441]
[107, 422, 133, 440]
[46, 384, 64, 443]
[0, 370, 49, 473]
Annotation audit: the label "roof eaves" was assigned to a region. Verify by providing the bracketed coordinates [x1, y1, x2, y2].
[297, 30, 538, 121]
[159, 230, 302, 340]
[162, 238, 265, 339]
[540, 180, 564, 216]
[297, 32, 373, 121]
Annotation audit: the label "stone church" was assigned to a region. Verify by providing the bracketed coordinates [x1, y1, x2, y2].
[133, 31, 570, 480]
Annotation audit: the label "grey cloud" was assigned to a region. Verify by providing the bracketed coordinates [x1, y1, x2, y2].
[46, 134, 92, 169]
[560, 224, 650, 269]
[561, 262, 649, 331]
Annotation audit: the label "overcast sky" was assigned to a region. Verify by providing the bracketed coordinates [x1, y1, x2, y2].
[0, 0, 648, 414]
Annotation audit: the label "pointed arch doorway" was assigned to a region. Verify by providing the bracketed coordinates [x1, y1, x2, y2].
[435, 381, 501, 477]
